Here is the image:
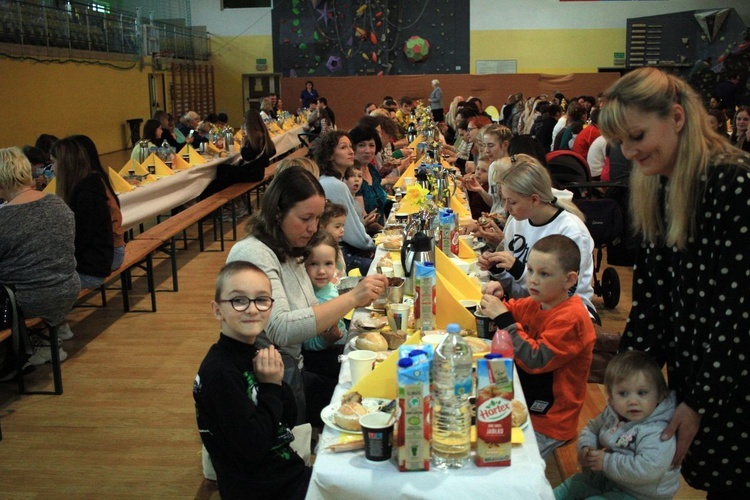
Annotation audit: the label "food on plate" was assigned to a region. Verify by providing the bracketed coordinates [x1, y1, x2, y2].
[354, 315, 388, 330]
[512, 399, 528, 428]
[377, 255, 393, 268]
[459, 328, 476, 337]
[464, 336, 491, 355]
[380, 329, 407, 350]
[376, 234, 403, 250]
[355, 332, 389, 351]
[334, 392, 369, 431]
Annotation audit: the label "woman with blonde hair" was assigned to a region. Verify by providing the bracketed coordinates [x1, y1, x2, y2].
[0, 147, 79, 373]
[477, 154, 595, 313]
[599, 66, 750, 497]
[274, 156, 320, 178]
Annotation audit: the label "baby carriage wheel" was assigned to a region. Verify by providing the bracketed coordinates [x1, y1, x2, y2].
[601, 267, 621, 309]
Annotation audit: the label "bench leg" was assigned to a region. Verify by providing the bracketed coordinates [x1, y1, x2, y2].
[198, 218, 206, 252]
[99, 284, 107, 307]
[218, 212, 225, 252]
[231, 201, 238, 241]
[146, 254, 156, 312]
[48, 324, 63, 395]
[169, 238, 178, 292]
[120, 270, 130, 313]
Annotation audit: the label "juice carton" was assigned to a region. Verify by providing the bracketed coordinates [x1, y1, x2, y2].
[475, 356, 514, 467]
[396, 345, 433, 471]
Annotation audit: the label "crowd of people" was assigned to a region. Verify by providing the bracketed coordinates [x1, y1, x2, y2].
[3, 69, 749, 498]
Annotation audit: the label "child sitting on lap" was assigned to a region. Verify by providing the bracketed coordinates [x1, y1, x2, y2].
[480, 234, 596, 459]
[554, 351, 680, 500]
[319, 200, 348, 283]
[193, 261, 311, 500]
[301, 232, 349, 381]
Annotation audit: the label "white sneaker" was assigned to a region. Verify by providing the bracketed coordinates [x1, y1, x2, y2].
[56, 323, 74, 341]
[23, 336, 68, 369]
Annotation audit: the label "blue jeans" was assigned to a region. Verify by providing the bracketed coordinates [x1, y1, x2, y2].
[340, 242, 373, 276]
[78, 245, 126, 289]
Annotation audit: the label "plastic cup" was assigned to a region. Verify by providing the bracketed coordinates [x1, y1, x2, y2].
[459, 299, 479, 315]
[422, 333, 447, 350]
[359, 412, 395, 461]
[403, 177, 415, 187]
[379, 266, 394, 278]
[348, 350, 376, 384]
[387, 303, 410, 331]
[386, 277, 405, 304]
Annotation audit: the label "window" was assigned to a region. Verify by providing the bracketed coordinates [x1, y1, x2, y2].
[222, 0, 272, 8]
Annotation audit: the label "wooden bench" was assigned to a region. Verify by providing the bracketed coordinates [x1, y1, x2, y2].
[133, 196, 227, 293]
[76, 238, 165, 313]
[0, 303, 63, 397]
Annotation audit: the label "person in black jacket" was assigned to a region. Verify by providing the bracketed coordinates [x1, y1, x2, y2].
[194, 261, 311, 500]
[201, 109, 277, 200]
[51, 137, 114, 289]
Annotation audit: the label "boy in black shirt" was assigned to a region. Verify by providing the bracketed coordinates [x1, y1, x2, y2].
[193, 261, 311, 499]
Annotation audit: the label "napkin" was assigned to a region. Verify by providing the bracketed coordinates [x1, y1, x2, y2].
[435, 271, 476, 330]
[140, 174, 159, 185]
[234, 131, 243, 142]
[154, 158, 174, 176]
[118, 159, 148, 176]
[393, 160, 418, 190]
[188, 146, 206, 165]
[42, 178, 56, 194]
[450, 194, 470, 217]
[458, 237, 475, 259]
[171, 154, 192, 170]
[348, 331, 422, 399]
[435, 248, 481, 300]
[107, 167, 134, 193]
[234, 140, 242, 151]
[206, 142, 222, 154]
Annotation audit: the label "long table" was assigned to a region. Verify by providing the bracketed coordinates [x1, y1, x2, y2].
[306, 248, 556, 500]
[118, 125, 304, 229]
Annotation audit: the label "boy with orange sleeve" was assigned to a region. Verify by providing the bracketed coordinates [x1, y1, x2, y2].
[480, 234, 596, 459]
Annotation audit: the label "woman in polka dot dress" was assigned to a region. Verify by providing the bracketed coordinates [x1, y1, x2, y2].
[599, 67, 750, 498]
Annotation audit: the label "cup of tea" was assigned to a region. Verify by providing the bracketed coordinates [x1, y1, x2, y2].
[459, 299, 479, 315]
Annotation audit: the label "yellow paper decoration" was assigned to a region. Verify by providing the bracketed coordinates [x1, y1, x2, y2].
[140, 174, 159, 185]
[118, 159, 147, 176]
[42, 178, 56, 194]
[188, 146, 206, 165]
[171, 154, 192, 170]
[206, 142, 221, 154]
[154, 160, 174, 176]
[107, 167, 134, 194]
[458, 237, 475, 260]
[435, 271, 477, 330]
[348, 331, 422, 399]
[435, 248, 481, 300]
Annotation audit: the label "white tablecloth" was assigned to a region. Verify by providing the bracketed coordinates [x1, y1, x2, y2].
[306, 246, 555, 500]
[118, 126, 304, 229]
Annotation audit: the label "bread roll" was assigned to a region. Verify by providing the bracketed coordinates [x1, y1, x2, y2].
[380, 329, 407, 350]
[512, 400, 528, 428]
[355, 332, 389, 352]
[334, 402, 369, 431]
[465, 336, 491, 355]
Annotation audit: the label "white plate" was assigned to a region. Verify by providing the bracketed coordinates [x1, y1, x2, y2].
[354, 316, 388, 330]
[346, 336, 392, 354]
[320, 398, 391, 434]
[377, 243, 402, 251]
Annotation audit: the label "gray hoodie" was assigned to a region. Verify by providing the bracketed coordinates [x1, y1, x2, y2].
[578, 391, 681, 500]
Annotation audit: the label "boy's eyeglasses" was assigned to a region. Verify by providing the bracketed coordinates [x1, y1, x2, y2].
[216, 296, 275, 312]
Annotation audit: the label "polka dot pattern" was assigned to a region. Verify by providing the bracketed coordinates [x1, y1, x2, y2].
[621, 161, 750, 491]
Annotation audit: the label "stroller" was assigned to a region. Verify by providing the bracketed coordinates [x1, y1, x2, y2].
[545, 151, 627, 309]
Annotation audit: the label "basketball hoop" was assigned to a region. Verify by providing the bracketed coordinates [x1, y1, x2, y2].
[153, 51, 174, 71]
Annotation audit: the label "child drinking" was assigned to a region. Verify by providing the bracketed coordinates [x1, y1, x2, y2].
[554, 350, 680, 499]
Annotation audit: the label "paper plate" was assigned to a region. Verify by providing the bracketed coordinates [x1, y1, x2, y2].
[320, 398, 391, 434]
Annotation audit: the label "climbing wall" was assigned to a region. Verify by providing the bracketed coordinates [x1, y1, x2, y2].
[272, 0, 470, 77]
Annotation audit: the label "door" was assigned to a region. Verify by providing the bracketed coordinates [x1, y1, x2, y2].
[243, 74, 281, 114]
[148, 73, 167, 117]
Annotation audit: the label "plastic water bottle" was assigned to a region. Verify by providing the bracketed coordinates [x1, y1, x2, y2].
[431, 323, 472, 468]
[491, 328, 514, 359]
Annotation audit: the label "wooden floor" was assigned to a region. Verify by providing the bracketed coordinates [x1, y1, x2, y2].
[0, 218, 705, 497]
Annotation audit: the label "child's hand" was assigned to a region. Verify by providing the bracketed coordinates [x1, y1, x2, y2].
[482, 281, 504, 300]
[321, 324, 344, 343]
[474, 220, 504, 248]
[485, 250, 515, 270]
[584, 448, 605, 472]
[577, 446, 590, 469]
[480, 294, 506, 319]
[363, 209, 379, 226]
[477, 251, 496, 271]
[253, 345, 284, 385]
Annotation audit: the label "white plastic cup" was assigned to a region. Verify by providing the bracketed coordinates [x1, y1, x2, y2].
[403, 177, 415, 186]
[348, 349, 376, 384]
[422, 333, 447, 350]
[387, 303, 411, 331]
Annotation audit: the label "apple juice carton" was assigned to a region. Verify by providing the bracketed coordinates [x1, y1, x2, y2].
[396, 345, 433, 471]
[475, 355, 514, 467]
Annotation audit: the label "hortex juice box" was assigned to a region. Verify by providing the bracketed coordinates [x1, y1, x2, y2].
[396, 345, 433, 471]
[475, 357, 513, 467]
